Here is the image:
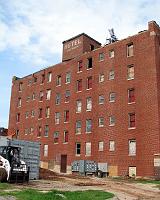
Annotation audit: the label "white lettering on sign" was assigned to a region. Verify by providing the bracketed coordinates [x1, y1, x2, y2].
[64, 39, 81, 50]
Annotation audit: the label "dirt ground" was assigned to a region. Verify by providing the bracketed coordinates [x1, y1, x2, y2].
[11, 170, 160, 200]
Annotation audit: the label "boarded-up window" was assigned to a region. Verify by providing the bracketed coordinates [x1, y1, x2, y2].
[129, 139, 136, 156]
[44, 144, 48, 157]
[109, 140, 115, 151]
[86, 97, 92, 111]
[47, 72, 52, 82]
[76, 99, 82, 113]
[45, 107, 50, 118]
[46, 89, 51, 100]
[55, 112, 60, 124]
[98, 141, 104, 151]
[127, 65, 134, 80]
[85, 142, 91, 156]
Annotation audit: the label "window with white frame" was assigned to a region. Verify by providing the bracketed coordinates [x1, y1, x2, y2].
[85, 142, 91, 156]
[86, 119, 92, 133]
[76, 120, 81, 134]
[109, 92, 116, 102]
[86, 97, 92, 111]
[44, 125, 49, 137]
[99, 95, 104, 104]
[55, 112, 60, 124]
[46, 89, 51, 100]
[129, 139, 136, 156]
[99, 117, 104, 127]
[99, 73, 104, 83]
[109, 70, 115, 80]
[44, 144, 48, 157]
[66, 72, 71, 84]
[109, 140, 115, 151]
[109, 116, 115, 126]
[98, 141, 104, 151]
[47, 72, 52, 82]
[76, 99, 82, 113]
[19, 82, 23, 92]
[109, 50, 114, 58]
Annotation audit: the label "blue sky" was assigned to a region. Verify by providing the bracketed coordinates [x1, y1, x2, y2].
[0, 0, 160, 128]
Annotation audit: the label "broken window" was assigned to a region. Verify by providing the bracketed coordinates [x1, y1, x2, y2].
[65, 90, 70, 103]
[54, 131, 59, 143]
[76, 143, 81, 155]
[87, 76, 92, 89]
[128, 88, 135, 103]
[87, 57, 93, 69]
[127, 43, 134, 57]
[129, 113, 135, 128]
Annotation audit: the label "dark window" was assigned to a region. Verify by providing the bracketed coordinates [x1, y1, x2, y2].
[19, 82, 23, 91]
[16, 113, 20, 122]
[64, 130, 69, 143]
[44, 125, 49, 137]
[56, 75, 61, 86]
[38, 108, 43, 119]
[128, 88, 135, 103]
[41, 74, 45, 84]
[37, 126, 42, 137]
[78, 61, 83, 72]
[54, 131, 59, 143]
[77, 79, 82, 92]
[127, 43, 134, 57]
[87, 76, 92, 89]
[64, 110, 69, 122]
[65, 90, 70, 103]
[87, 57, 92, 69]
[76, 143, 81, 155]
[129, 113, 135, 128]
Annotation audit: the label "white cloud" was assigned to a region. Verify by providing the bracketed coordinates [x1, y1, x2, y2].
[0, 0, 159, 66]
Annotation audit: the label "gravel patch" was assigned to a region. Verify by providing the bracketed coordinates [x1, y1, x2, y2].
[0, 197, 16, 200]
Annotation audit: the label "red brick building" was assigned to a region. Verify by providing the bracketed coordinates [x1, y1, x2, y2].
[8, 21, 160, 178]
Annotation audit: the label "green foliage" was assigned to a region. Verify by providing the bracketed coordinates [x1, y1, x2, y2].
[0, 183, 12, 190]
[0, 189, 114, 200]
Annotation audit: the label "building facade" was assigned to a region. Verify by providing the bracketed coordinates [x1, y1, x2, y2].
[8, 21, 160, 178]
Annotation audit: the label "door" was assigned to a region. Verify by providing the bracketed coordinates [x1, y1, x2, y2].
[60, 155, 67, 173]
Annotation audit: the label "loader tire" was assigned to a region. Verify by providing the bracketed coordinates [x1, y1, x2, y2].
[0, 168, 7, 182]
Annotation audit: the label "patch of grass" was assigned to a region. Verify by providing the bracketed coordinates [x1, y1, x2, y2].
[0, 189, 114, 200]
[136, 180, 160, 184]
[0, 183, 13, 190]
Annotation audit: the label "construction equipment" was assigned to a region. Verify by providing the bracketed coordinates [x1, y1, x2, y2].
[0, 145, 29, 183]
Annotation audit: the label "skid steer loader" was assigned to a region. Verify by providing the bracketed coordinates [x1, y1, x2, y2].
[0, 145, 29, 183]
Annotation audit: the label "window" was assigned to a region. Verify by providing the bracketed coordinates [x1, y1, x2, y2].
[127, 65, 134, 80]
[47, 72, 52, 82]
[24, 128, 29, 135]
[19, 82, 23, 92]
[15, 129, 19, 137]
[44, 144, 48, 157]
[54, 131, 59, 143]
[109, 50, 114, 58]
[109, 140, 115, 151]
[26, 96, 30, 102]
[16, 113, 20, 122]
[99, 95, 104, 104]
[127, 43, 133, 57]
[109, 92, 116, 102]
[99, 117, 104, 127]
[38, 108, 43, 119]
[99, 74, 104, 83]
[46, 89, 51, 100]
[90, 44, 94, 51]
[76, 100, 82, 113]
[128, 88, 135, 103]
[55, 112, 60, 124]
[44, 125, 49, 137]
[55, 93, 61, 105]
[25, 111, 29, 119]
[64, 130, 69, 143]
[86, 119, 92, 133]
[33, 76, 37, 83]
[56, 75, 61, 86]
[129, 139, 136, 156]
[28, 79, 32, 86]
[98, 141, 104, 151]
[87, 57, 92, 69]
[76, 143, 81, 155]
[87, 76, 92, 89]
[109, 116, 115, 126]
[41, 74, 45, 84]
[32, 93, 36, 100]
[45, 107, 50, 118]
[85, 142, 91, 156]
[17, 98, 22, 107]
[78, 61, 83, 72]
[129, 113, 135, 128]
[109, 70, 115, 80]
[99, 53, 104, 61]
[66, 72, 71, 84]
[65, 90, 70, 103]
[37, 126, 42, 137]
[64, 110, 69, 122]
[77, 79, 82, 92]
[30, 127, 34, 134]
[31, 110, 35, 117]
[39, 91, 44, 101]
[76, 120, 81, 134]
[86, 97, 92, 111]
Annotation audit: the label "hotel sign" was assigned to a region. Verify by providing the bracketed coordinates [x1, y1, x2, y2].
[64, 38, 81, 52]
